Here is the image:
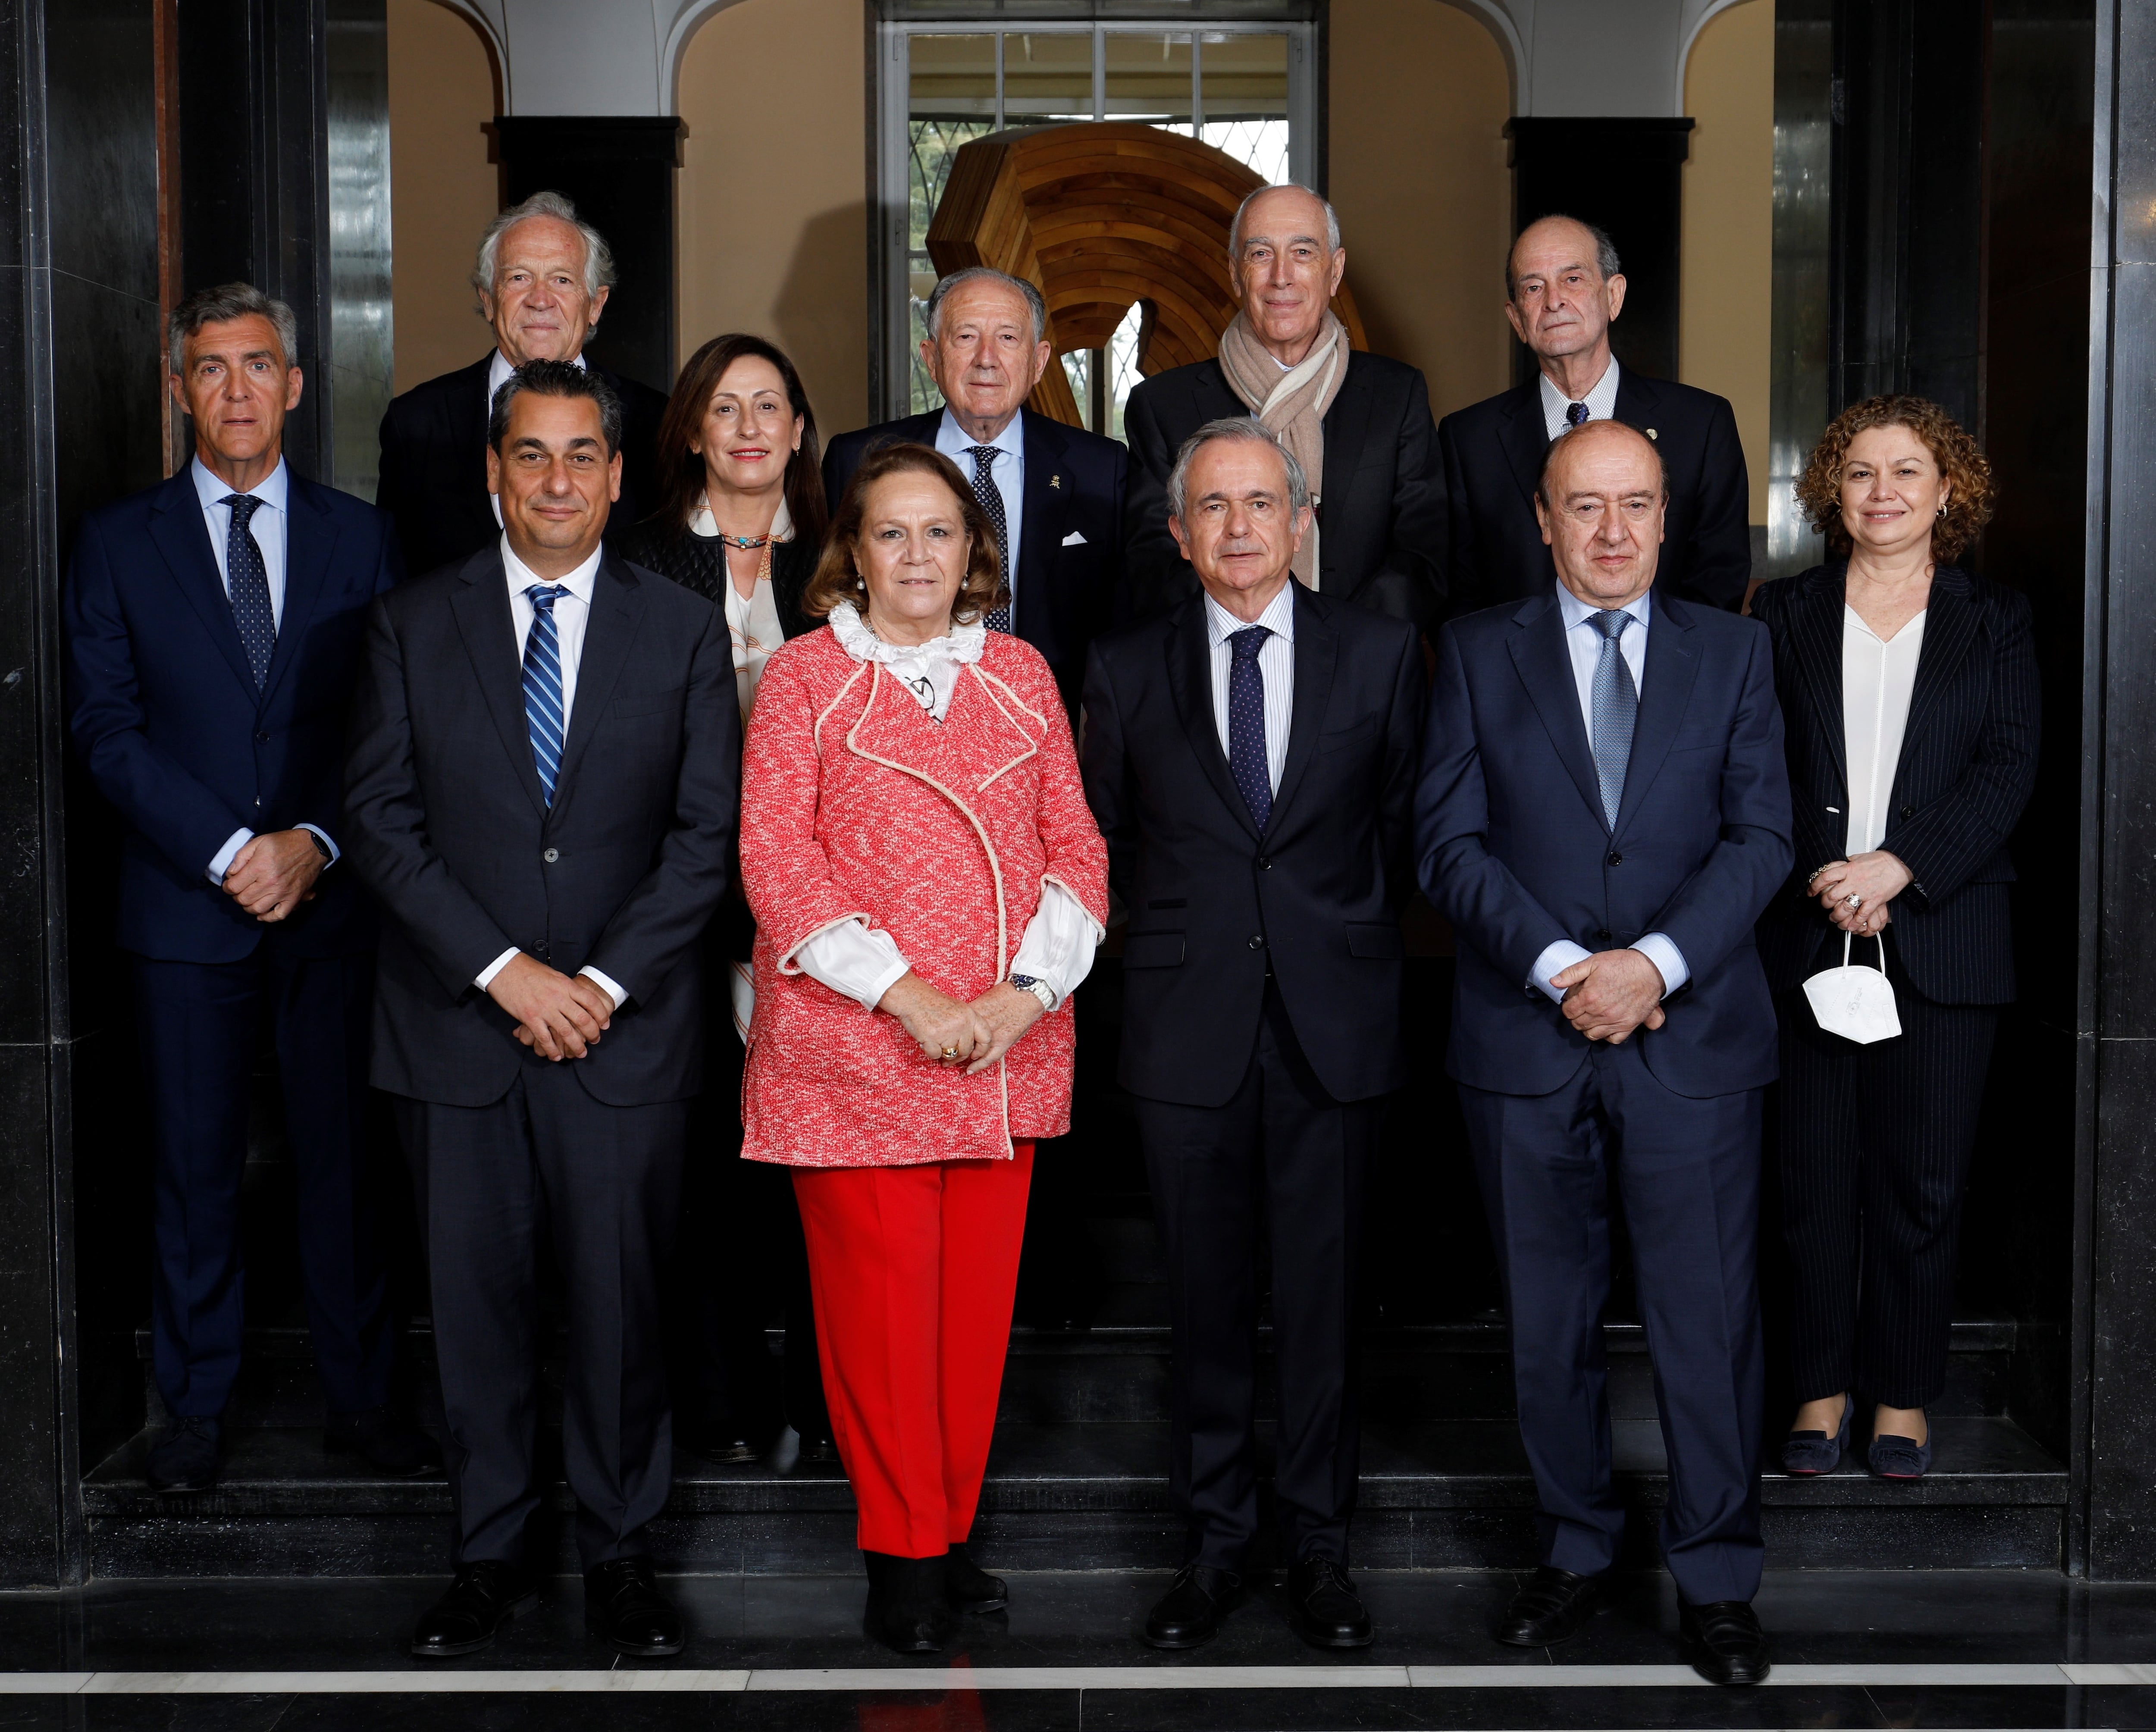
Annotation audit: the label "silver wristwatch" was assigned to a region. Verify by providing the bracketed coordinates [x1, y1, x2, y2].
[1009, 974, 1056, 1011]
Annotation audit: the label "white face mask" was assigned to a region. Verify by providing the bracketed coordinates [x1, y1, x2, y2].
[1802, 932, 1902, 1045]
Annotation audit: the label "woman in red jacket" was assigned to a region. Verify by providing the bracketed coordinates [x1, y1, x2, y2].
[738, 442, 1110, 1653]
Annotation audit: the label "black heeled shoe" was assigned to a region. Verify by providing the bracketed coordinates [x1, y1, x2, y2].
[946, 1543, 1008, 1613]
[864, 1551, 955, 1654]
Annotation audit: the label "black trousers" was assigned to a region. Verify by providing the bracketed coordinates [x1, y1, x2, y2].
[1133, 983, 1379, 1571]
[133, 949, 394, 1419]
[1778, 937, 1999, 1409]
[395, 1068, 686, 1570]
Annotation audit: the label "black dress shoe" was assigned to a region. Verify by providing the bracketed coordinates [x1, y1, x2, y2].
[411, 1562, 537, 1657]
[864, 1551, 954, 1654]
[1288, 1557, 1374, 1649]
[796, 1430, 841, 1465]
[946, 1543, 1009, 1613]
[676, 1422, 758, 1466]
[586, 1557, 684, 1657]
[1142, 1564, 1242, 1651]
[1495, 1565, 1605, 1646]
[325, 1408, 443, 1477]
[146, 1416, 223, 1492]
[1682, 1598, 1771, 1685]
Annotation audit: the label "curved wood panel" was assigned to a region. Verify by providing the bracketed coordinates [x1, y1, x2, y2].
[924, 122, 1365, 428]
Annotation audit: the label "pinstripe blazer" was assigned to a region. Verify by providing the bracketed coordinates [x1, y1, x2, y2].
[1749, 563, 2039, 1005]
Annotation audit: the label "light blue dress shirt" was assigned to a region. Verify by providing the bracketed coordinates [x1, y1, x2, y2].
[935, 406, 1025, 601]
[1526, 583, 1690, 1005]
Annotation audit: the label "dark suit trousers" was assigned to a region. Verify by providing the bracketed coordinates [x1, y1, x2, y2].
[1134, 983, 1378, 1571]
[133, 950, 393, 1419]
[1459, 1039, 1766, 1607]
[1777, 937, 1999, 1409]
[395, 1067, 685, 1570]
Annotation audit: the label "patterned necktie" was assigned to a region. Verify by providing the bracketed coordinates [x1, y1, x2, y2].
[1588, 608, 1638, 829]
[1565, 400, 1591, 429]
[966, 445, 1013, 635]
[219, 494, 276, 687]
[522, 584, 568, 805]
[1227, 625, 1273, 832]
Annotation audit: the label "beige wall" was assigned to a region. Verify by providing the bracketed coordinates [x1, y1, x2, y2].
[1328, 0, 1514, 421]
[386, 0, 501, 392]
[677, 0, 870, 437]
[1680, 0, 1773, 525]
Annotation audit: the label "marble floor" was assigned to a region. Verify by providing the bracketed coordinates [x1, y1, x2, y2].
[0, 1569, 2153, 1729]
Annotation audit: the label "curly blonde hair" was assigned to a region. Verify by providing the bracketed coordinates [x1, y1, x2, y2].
[800, 442, 1006, 626]
[1794, 394, 1996, 564]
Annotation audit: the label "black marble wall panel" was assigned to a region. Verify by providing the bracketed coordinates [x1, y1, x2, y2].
[324, 0, 389, 500]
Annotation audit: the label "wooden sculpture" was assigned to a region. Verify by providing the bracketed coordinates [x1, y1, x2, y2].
[924, 122, 1367, 429]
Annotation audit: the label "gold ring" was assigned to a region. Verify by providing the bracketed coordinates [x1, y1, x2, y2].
[940, 1045, 960, 1060]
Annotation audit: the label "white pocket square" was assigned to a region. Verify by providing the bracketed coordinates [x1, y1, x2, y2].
[1061, 530, 1087, 546]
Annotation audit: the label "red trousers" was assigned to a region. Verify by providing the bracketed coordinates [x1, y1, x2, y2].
[792, 1143, 1033, 1558]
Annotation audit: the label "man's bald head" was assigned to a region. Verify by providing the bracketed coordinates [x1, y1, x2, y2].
[1505, 214, 1626, 374]
[1537, 419, 1665, 510]
[1535, 420, 1668, 608]
[1505, 216, 1619, 302]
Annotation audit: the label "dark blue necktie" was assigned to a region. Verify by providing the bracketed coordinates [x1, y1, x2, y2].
[219, 494, 276, 687]
[1227, 625, 1272, 831]
[1588, 608, 1638, 829]
[523, 584, 567, 805]
[966, 445, 1013, 636]
[1566, 400, 1591, 429]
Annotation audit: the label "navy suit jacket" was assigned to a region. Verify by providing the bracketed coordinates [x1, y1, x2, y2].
[1416, 588, 1792, 1099]
[821, 408, 1128, 713]
[65, 467, 402, 965]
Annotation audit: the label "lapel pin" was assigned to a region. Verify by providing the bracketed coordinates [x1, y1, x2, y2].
[1049, 474, 1061, 489]
[1646, 428, 1658, 440]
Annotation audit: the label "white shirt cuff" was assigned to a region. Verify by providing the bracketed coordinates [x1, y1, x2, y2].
[1528, 939, 1592, 1003]
[796, 919, 912, 1012]
[1632, 932, 1689, 998]
[1009, 880, 1106, 1010]
[208, 827, 255, 886]
[475, 947, 520, 993]
[579, 966, 627, 1011]
[294, 822, 340, 866]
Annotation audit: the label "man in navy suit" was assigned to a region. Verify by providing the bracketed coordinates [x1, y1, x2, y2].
[822, 267, 1127, 718]
[65, 283, 436, 1492]
[1416, 420, 1790, 1685]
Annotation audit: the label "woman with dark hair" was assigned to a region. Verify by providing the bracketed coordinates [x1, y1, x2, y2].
[738, 443, 1108, 1652]
[622, 336, 834, 1469]
[1750, 395, 2039, 1482]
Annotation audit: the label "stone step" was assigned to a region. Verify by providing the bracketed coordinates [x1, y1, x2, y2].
[81, 1412, 2064, 1579]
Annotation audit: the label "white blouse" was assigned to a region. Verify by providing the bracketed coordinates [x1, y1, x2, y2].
[1842, 604, 1927, 857]
[691, 495, 792, 724]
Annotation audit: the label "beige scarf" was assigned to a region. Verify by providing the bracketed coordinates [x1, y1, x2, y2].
[1216, 308, 1348, 588]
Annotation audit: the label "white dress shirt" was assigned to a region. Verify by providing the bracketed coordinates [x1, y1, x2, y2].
[1526, 583, 1690, 1005]
[1842, 604, 1926, 856]
[1204, 581, 1297, 792]
[487, 349, 587, 526]
[935, 406, 1025, 598]
[1539, 356, 1622, 442]
[472, 536, 627, 1011]
[194, 457, 341, 884]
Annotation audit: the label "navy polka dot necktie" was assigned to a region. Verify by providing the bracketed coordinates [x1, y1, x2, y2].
[966, 445, 1013, 635]
[219, 493, 276, 687]
[1227, 625, 1272, 832]
[1588, 608, 1638, 829]
[1566, 400, 1591, 429]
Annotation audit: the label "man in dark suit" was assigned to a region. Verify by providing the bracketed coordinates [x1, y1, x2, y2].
[65, 282, 436, 1493]
[1438, 215, 1752, 617]
[1416, 420, 1790, 1685]
[1123, 184, 1445, 626]
[1083, 420, 1425, 1654]
[822, 266, 1127, 716]
[344, 362, 737, 1660]
[376, 190, 667, 578]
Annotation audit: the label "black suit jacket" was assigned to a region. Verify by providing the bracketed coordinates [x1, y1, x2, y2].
[1749, 563, 2040, 1005]
[1438, 371, 1752, 617]
[376, 353, 669, 579]
[1081, 583, 1426, 1108]
[343, 547, 740, 1107]
[1122, 351, 1446, 627]
[822, 408, 1128, 713]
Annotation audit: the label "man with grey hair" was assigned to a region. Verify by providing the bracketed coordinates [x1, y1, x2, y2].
[823, 264, 1127, 720]
[377, 189, 667, 577]
[1439, 212, 1752, 616]
[64, 282, 436, 1493]
[1082, 418, 1424, 1654]
[1123, 182, 1445, 625]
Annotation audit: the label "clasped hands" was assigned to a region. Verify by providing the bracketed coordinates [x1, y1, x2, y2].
[880, 970, 1044, 1075]
[1809, 850, 1912, 939]
[222, 829, 326, 923]
[487, 952, 615, 1062]
[1551, 948, 1668, 1045]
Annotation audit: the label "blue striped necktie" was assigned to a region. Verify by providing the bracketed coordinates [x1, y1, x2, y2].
[522, 584, 568, 805]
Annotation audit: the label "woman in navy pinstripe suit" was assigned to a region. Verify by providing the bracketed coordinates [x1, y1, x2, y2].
[1750, 398, 2039, 1482]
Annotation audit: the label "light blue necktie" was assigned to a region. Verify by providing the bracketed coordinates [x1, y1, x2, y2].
[1588, 608, 1637, 830]
[522, 584, 567, 805]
